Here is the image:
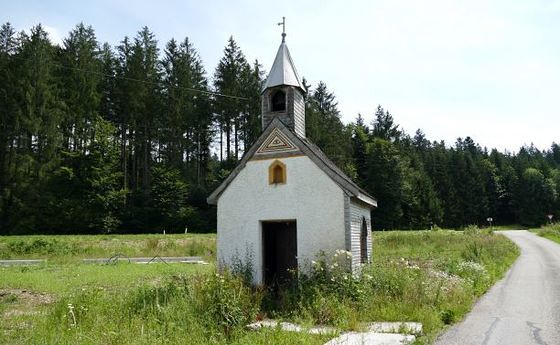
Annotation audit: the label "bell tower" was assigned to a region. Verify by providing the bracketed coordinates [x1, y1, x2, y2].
[261, 18, 306, 138]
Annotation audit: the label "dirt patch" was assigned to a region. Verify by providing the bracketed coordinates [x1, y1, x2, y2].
[0, 289, 55, 305]
[0, 289, 55, 318]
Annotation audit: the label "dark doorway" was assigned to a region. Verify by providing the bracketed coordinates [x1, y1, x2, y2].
[262, 221, 297, 286]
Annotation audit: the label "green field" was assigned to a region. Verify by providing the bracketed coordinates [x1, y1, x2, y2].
[0, 229, 519, 344]
[536, 223, 560, 244]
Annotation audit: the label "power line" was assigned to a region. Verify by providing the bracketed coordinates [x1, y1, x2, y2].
[9, 54, 250, 101]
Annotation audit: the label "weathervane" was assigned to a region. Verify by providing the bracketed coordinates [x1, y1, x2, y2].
[278, 16, 286, 42]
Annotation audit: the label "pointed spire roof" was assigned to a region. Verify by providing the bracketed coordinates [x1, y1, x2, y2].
[263, 40, 306, 93]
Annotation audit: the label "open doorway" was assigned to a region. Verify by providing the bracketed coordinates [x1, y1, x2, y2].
[262, 220, 297, 286]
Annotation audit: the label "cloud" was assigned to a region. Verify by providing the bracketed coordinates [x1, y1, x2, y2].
[43, 25, 63, 46]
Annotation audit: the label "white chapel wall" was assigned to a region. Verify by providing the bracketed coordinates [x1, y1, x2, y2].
[217, 155, 346, 284]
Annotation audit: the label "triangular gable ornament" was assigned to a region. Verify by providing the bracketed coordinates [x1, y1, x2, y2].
[256, 128, 298, 154]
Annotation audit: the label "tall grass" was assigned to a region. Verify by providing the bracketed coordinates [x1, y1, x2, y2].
[0, 230, 519, 345]
[537, 223, 560, 244]
[3, 272, 326, 345]
[0, 234, 216, 262]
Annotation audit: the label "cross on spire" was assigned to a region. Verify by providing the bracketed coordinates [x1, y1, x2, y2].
[278, 17, 286, 42]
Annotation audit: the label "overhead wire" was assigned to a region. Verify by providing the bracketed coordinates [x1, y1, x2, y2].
[9, 54, 250, 101]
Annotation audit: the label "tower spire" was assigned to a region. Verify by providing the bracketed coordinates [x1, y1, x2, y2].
[278, 17, 286, 42]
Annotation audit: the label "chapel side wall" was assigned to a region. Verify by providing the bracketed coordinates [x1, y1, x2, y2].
[349, 200, 373, 271]
[292, 90, 305, 138]
[216, 155, 346, 285]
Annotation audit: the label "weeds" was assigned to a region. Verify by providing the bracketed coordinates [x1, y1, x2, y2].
[5, 238, 77, 256]
[537, 223, 560, 244]
[0, 231, 519, 345]
[229, 246, 255, 286]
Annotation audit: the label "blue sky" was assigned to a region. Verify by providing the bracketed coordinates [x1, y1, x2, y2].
[2, 0, 560, 152]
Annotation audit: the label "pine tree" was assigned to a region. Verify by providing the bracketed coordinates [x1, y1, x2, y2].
[99, 42, 117, 122]
[58, 23, 101, 153]
[239, 59, 264, 150]
[365, 138, 404, 229]
[517, 168, 556, 226]
[213, 36, 247, 161]
[0, 22, 18, 232]
[160, 36, 211, 183]
[351, 114, 369, 184]
[306, 81, 353, 172]
[371, 105, 401, 142]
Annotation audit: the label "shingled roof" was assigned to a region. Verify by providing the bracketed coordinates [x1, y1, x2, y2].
[207, 118, 377, 207]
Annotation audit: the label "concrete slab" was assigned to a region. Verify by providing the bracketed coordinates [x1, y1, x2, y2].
[366, 322, 422, 334]
[246, 319, 421, 344]
[324, 332, 416, 345]
[82, 256, 205, 264]
[0, 259, 46, 266]
[246, 320, 337, 335]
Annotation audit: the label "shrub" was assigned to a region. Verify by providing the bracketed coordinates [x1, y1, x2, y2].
[463, 224, 480, 236]
[300, 289, 352, 326]
[454, 261, 489, 292]
[145, 238, 160, 252]
[440, 309, 455, 324]
[6, 238, 76, 256]
[229, 248, 255, 286]
[126, 282, 182, 317]
[190, 271, 260, 336]
[364, 263, 410, 299]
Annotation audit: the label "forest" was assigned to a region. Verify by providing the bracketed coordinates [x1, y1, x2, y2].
[0, 22, 559, 234]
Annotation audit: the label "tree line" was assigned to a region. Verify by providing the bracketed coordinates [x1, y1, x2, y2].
[0, 22, 558, 234]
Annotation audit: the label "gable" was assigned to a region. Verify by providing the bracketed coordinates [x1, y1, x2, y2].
[256, 128, 298, 155]
[207, 118, 376, 207]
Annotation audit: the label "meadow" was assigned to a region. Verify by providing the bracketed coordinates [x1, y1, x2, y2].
[536, 223, 560, 244]
[0, 228, 519, 344]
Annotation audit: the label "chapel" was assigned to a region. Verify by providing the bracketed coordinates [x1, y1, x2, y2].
[208, 27, 377, 285]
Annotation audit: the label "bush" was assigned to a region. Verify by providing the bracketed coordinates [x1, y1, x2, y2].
[440, 309, 455, 324]
[539, 223, 560, 243]
[463, 224, 480, 236]
[126, 282, 182, 317]
[190, 271, 260, 335]
[6, 238, 77, 256]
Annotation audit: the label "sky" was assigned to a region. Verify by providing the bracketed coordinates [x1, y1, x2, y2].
[2, 0, 560, 152]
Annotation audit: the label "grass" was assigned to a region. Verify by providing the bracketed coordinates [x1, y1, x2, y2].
[0, 229, 519, 345]
[484, 224, 528, 231]
[369, 229, 519, 343]
[0, 233, 216, 262]
[535, 223, 560, 244]
[0, 262, 208, 294]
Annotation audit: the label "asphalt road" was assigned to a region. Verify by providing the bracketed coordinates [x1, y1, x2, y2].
[435, 230, 560, 345]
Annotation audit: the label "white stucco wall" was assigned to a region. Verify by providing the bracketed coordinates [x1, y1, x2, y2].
[216, 155, 346, 284]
